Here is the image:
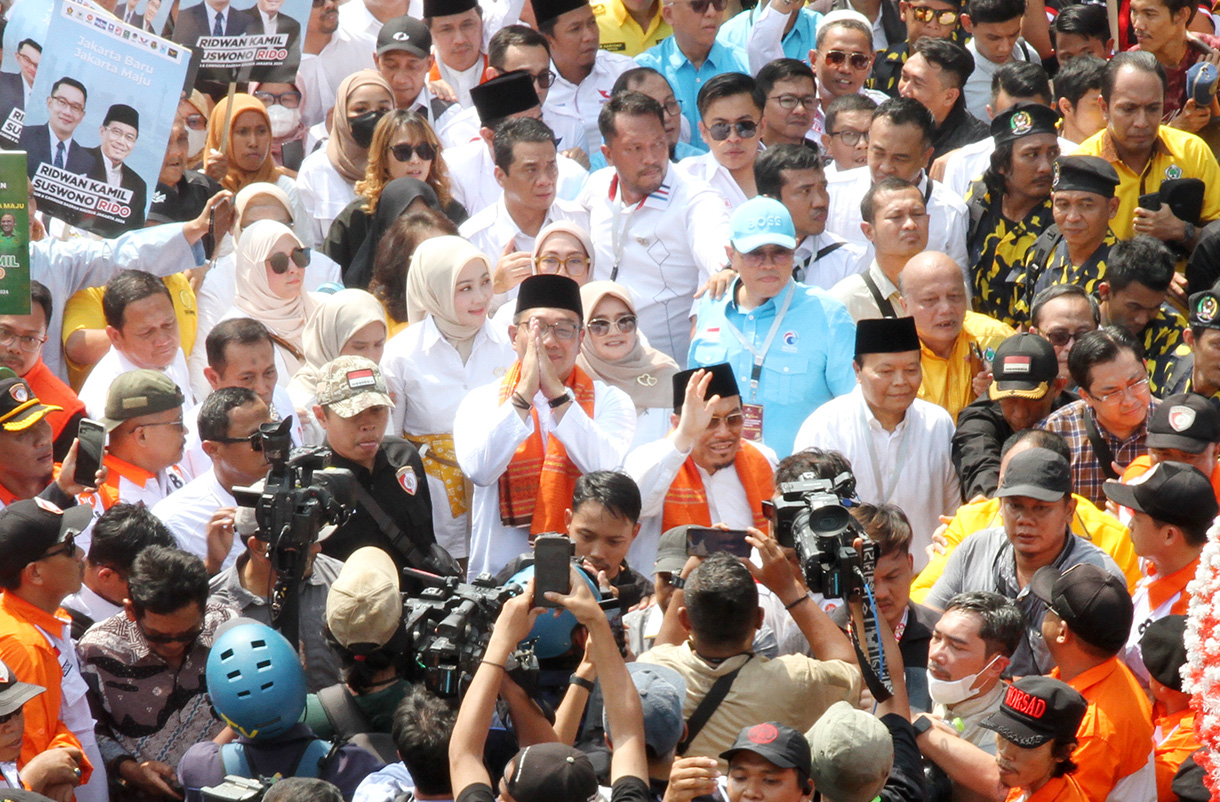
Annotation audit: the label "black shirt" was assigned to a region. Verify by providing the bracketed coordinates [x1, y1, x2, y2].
[457, 776, 652, 802]
[323, 436, 440, 569]
[879, 714, 929, 802]
[149, 169, 222, 223]
[931, 101, 989, 162]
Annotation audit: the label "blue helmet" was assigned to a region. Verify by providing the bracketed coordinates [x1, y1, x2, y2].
[206, 620, 306, 741]
[505, 564, 600, 659]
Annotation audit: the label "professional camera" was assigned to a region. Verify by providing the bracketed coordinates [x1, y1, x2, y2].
[399, 569, 530, 698]
[233, 418, 356, 644]
[769, 472, 877, 600]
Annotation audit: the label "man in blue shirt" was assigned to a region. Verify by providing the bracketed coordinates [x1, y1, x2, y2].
[634, 0, 749, 152]
[689, 196, 857, 457]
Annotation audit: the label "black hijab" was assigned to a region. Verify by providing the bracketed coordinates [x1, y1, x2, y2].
[345, 177, 441, 290]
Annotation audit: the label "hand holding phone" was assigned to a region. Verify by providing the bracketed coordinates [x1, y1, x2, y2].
[533, 534, 573, 608]
[686, 526, 752, 558]
[73, 418, 105, 489]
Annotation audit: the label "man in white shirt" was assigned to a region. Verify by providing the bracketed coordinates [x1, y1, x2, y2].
[424, 0, 490, 107]
[94, 370, 188, 512]
[625, 363, 776, 573]
[454, 274, 635, 578]
[77, 270, 194, 421]
[959, 0, 1036, 121]
[756, 143, 865, 291]
[297, 0, 375, 129]
[825, 96, 969, 270]
[536, 0, 635, 150]
[577, 91, 731, 365]
[675, 72, 762, 210]
[375, 16, 461, 132]
[155, 388, 272, 575]
[793, 316, 959, 568]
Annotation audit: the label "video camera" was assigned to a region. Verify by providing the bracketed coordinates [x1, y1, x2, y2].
[769, 472, 877, 600]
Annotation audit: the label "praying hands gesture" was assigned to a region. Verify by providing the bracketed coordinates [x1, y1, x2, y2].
[512, 319, 570, 422]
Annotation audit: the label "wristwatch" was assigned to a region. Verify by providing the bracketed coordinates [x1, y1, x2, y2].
[569, 674, 596, 692]
[670, 575, 686, 589]
[548, 391, 572, 408]
[911, 716, 935, 737]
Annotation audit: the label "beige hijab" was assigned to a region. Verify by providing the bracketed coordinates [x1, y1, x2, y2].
[577, 282, 678, 411]
[234, 219, 317, 374]
[293, 289, 387, 397]
[406, 235, 492, 362]
[234, 182, 293, 236]
[327, 70, 393, 183]
[531, 221, 597, 275]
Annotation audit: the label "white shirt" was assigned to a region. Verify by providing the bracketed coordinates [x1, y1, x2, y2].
[296, 148, 357, 248]
[297, 26, 376, 129]
[439, 102, 589, 155]
[89, 458, 188, 514]
[963, 38, 1032, 123]
[336, 0, 382, 61]
[459, 196, 589, 299]
[62, 583, 123, 630]
[100, 154, 123, 188]
[625, 435, 777, 578]
[35, 619, 107, 802]
[793, 385, 959, 570]
[436, 57, 486, 109]
[544, 51, 636, 150]
[940, 135, 1079, 202]
[408, 84, 463, 134]
[454, 375, 635, 578]
[675, 151, 750, 210]
[447, 139, 589, 216]
[793, 232, 866, 291]
[382, 316, 515, 558]
[78, 346, 195, 421]
[828, 260, 905, 322]
[153, 468, 241, 572]
[576, 164, 731, 366]
[179, 385, 300, 480]
[258, 8, 280, 33]
[826, 166, 970, 275]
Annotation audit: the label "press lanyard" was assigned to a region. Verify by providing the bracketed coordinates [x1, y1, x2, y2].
[610, 188, 646, 281]
[859, 403, 911, 502]
[721, 281, 795, 402]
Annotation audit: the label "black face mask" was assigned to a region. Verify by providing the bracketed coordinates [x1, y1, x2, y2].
[348, 109, 387, 149]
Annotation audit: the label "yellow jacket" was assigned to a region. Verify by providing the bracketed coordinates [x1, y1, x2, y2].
[918, 311, 1013, 423]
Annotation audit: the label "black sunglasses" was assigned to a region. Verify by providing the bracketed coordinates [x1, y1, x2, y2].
[137, 619, 203, 645]
[390, 142, 437, 162]
[267, 247, 311, 274]
[39, 532, 76, 561]
[212, 431, 264, 451]
[708, 120, 758, 141]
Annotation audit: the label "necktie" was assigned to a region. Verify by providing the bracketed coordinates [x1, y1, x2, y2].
[54, 141, 65, 169]
[213, 11, 224, 35]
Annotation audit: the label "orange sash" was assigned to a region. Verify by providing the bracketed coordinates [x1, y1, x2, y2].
[428, 54, 490, 87]
[662, 441, 774, 532]
[497, 361, 597, 534]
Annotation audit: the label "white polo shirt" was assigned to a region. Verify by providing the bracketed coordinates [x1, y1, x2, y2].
[544, 50, 636, 150]
[153, 468, 241, 573]
[77, 347, 195, 422]
[447, 139, 589, 216]
[674, 151, 750, 210]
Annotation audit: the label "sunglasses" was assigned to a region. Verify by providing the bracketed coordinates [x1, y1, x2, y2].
[587, 314, 638, 336]
[267, 247, 311, 274]
[1043, 327, 1094, 347]
[390, 142, 437, 162]
[530, 69, 557, 89]
[685, 0, 727, 13]
[212, 431, 264, 451]
[39, 532, 76, 561]
[823, 50, 871, 70]
[708, 120, 758, 141]
[909, 6, 959, 24]
[137, 620, 203, 645]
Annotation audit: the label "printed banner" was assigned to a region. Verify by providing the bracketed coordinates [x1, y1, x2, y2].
[0, 0, 55, 148]
[167, 0, 309, 87]
[0, 153, 31, 314]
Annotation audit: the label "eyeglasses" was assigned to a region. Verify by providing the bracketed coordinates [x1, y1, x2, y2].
[769, 94, 817, 110]
[587, 314, 637, 336]
[103, 126, 138, 144]
[253, 90, 302, 109]
[184, 113, 207, 131]
[50, 95, 85, 115]
[527, 319, 581, 341]
[267, 247, 311, 274]
[708, 120, 758, 141]
[829, 128, 869, 146]
[139, 418, 186, 432]
[390, 142, 437, 162]
[211, 431, 264, 451]
[535, 255, 590, 276]
[909, 6, 959, 24]
[739, 245, 794, 267]
[660, 99, 682, 117]
[683, 0, 727, 14]
[38, 532, 76, 561]
[0, 326, 47, 353]
[137, 620, 203, 646]
[707, 413, 745, 430]
[529, 69, 557, 89]
[1089, 376, 1150, 405]
[823, 50, 871, 70]
[1043, 327, 1094, 348]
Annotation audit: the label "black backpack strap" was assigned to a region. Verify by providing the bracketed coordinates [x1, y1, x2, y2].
[814, 241, 847, 261]
[676, 656, 753, 756]
[861, 272, 898, 319]
[1083, 411, 1120, 480]
[317, 683, 372, 741]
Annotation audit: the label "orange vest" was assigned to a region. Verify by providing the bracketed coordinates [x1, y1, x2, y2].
[662, 441, 774, 532]
[23, 360, 85, 443]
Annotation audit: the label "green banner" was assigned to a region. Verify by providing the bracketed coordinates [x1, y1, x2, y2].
[0, 151, 29, 315]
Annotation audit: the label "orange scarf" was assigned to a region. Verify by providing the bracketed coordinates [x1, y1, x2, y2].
[498, 361, 596, 534]
[662, 442, 774, 532]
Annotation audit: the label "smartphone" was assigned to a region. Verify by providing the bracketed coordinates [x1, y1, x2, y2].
[686, 527, 752, 558]
[533, 534, 573, 608]
[1138, 192, 1162, 212]
[74, 418, 105, 488]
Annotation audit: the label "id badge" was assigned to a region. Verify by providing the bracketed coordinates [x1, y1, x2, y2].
[742, 403, 764, 441]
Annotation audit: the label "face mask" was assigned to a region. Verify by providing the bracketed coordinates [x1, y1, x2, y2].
[348, 109, 387, 149]
[187, 128, 208, 160]
[266, 104, 301, 139]
[926, 656, 1000, 706]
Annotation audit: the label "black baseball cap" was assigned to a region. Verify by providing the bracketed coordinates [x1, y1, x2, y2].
[989, 333, 1058, 400]
[0, 498, 81, 587]
[1140, 614, 1188, 692]
[1145, 393, 1220, 453]
[981, 676, 1087, 748]
[995, 447, 1071, 502]
[1029, 563, 1133, 654]
[991, 102, 1060, 146]
[721, 722, 812, 776]
[505, 742, 598, 802]
[376, 16, 431, 58]
[1102, 461, 1218, 530]
[1051, 155, 1119, 199]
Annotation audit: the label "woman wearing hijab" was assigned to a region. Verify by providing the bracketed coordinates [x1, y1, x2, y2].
[342, 177, 441, 289]
[182, 91, 212, 171]
[215, 219, 319, 383]
[296, 70, 394, 248]
[381, 236, 515, 563]
[288, 289, 388, 445]
[251, 80, 309, 175]
[488, 220, 597, 330]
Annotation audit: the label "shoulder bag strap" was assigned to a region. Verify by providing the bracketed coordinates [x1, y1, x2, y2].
[317, 683, 372, 741]
[676, 656, 753, 756]
[1083, 411, 1120, 480]
[814, 241, 847, 261]
[861, 272, 897, 319]
[351, 482, 461, 576]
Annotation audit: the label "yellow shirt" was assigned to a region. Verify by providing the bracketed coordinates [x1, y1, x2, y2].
[62, 274, 198, 389]
[594, 0, 672, 56]
[910, 493, 1141, 603]
[917, 311, 1013, 424]
[1074, 125, 1220, 240]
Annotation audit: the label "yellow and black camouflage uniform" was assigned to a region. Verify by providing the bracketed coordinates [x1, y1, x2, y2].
[965, 179, 1055, 328]
[1139, 308, 1191, 396]
[869, 43, 908, 96]
[1014, 227, 1117, 326]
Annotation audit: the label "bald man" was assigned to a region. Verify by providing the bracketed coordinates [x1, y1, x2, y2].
[900, 252, 1014, 422]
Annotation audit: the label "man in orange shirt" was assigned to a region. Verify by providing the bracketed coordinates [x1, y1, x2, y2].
[1103, 461, 1217, 685]
[1033, 563, 1155, 802]
[1138, 615, 1199, 802]
[1120, 393, 1220, 502]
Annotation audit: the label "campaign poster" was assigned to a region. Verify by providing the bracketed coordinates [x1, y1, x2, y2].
[23, 0, 188, 236]
[0, 153, 30, 314]
[166, 0, 310, 88]
[0, 0, 55, 148]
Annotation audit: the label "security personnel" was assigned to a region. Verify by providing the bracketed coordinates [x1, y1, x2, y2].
[965, 102, 1061, 327]
[1016, 155, 1120, 326]
[313, 355, 453, 575]
[1165, 291, 1220, 408]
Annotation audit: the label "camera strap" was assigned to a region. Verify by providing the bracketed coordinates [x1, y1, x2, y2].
[352, 483, 462, 576]
[1083, 411, 1120, 481]
[860, 272, 897, 319]
[676, 655, 753, 756]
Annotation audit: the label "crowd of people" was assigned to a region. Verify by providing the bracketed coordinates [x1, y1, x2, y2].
[5, 0, 1220, 797]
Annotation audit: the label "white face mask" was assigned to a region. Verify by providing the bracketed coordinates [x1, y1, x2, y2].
[187, 128, 208, 160]
[926, 656, 1000, 706]
[266, 104, 301, 139]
